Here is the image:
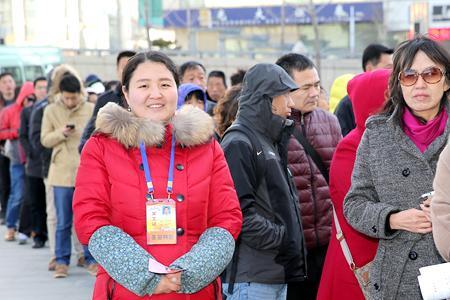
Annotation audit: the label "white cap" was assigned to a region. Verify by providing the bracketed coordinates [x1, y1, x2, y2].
[86, 81, 105, 95]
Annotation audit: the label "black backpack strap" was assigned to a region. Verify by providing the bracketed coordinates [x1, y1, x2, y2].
[223, 123, 266, 186]
[221, 123, 266, 295]
[292, 128, 329, 184]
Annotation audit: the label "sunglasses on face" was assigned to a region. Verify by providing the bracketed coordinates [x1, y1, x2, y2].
[398, 66, 445, 87]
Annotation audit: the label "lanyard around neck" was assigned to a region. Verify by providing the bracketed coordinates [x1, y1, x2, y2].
[139, 134, 176, 200]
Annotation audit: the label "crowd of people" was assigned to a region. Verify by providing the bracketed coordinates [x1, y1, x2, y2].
[0, 35, 449, 300]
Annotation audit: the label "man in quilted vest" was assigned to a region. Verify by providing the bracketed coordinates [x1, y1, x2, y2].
[276, 53, 342, 300]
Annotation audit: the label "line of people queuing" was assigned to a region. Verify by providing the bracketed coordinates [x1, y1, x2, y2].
[1, 34, 450, 300]
[0, 58, 129, 277]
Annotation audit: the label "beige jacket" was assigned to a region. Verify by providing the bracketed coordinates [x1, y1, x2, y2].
[41, 97, 94, 187]
[432, 143, 450, 261]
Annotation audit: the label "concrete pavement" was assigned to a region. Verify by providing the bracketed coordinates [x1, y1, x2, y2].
[0, 225, 95, 300]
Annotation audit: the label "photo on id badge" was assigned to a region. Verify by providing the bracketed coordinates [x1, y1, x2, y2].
[162, 205, 171, 216]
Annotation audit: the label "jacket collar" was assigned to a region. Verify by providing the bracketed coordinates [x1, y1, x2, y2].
[55, 96, 86, 112]
[95, 102, 215, 148]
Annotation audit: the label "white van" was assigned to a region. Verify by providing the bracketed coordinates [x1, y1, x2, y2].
[0, 46, 62, 86]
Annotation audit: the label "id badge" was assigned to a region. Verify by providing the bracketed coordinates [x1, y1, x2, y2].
[146, 199, 177, 245]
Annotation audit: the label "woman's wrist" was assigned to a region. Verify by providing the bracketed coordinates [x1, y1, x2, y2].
[389, 212, 399, 230]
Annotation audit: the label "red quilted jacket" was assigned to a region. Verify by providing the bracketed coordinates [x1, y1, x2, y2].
[73, 103, 242, 300]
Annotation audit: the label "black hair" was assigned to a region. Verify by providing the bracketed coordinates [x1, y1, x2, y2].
[116, 50, 137, 66]
[122, 51, 179, 91]
[230, 69, 246, 86]
[214, 85, 242, 136]
[0, 72, 14, 81]
[208, 70, 227, 88]
[179, 61, 206, 78]
[185, 90, 205, 102]
[59, 74, 81, 93]
[33, 76, 46, 87]
[362, 44, 394, 71]
[275, 53, 316, 76]
[104, 80, 120, 92]
[383, 35, 450, 123]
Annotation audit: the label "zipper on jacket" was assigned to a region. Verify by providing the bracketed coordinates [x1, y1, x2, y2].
[301, 114, 321, 250]
[287, 166, 309, 279]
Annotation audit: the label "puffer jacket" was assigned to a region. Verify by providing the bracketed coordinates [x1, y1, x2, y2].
[74, 103, 242, 300]
[288, 109, 341, 250]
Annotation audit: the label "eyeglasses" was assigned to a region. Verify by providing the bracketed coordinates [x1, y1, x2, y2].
[398, 66, 445, 86]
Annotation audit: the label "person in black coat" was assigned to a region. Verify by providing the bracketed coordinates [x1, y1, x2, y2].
[221, 63, 307, 300]
[78, 50, 136, 153]
[19, 77, 48, 248]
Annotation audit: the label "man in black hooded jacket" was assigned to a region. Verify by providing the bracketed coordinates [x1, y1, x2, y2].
[221, 63, 307, 300]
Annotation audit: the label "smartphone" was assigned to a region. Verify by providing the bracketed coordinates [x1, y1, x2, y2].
[420, 191, 434, 201]
[66, 124, 75, 130]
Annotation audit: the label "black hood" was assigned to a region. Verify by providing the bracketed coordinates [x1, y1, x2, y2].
[235, 63, 298, 142]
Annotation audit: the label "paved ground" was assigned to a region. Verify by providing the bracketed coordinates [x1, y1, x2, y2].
[0, 225, 95, 300]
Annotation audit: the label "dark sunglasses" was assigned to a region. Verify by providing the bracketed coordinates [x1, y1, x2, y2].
[398, 66, 445, 87]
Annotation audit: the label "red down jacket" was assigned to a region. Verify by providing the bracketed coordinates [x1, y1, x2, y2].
[73, 103, 242, 300]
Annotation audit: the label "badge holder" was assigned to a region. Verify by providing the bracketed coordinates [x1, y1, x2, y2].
[146, 197, 177, 245]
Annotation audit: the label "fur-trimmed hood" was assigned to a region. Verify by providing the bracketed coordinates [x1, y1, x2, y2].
[95, 102, 215, 148]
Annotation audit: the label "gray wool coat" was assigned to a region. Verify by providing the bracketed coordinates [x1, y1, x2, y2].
[343, 111, 449, 300]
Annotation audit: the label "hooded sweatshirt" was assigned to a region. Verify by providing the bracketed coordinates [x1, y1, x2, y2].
[0, 82, 34, 163]
[221, 63, 307, 283]
[317, 69, 390, 300]
[177, 83, 207, 111]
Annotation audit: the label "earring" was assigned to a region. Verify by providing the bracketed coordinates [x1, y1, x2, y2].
[127, 107, 131, 112]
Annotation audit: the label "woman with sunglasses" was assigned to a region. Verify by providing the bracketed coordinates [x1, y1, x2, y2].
[344, 35, 450, 299]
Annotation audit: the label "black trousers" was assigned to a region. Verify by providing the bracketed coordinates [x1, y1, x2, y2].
[18, 175, 32, 236]
[28, 176, 47, 242]
[287, 244, 328, 300]
[0, 155, 10, 218]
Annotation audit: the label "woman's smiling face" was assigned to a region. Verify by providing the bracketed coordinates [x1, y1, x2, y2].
[123, 61, 178, 122]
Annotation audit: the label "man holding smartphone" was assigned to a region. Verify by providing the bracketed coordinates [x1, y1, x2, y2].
[41, 74, 95, 278]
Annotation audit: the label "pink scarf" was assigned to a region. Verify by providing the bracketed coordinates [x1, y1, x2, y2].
[402, 107, 448, 153]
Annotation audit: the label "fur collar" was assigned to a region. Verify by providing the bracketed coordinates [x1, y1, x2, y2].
[95, 102, 215, 148]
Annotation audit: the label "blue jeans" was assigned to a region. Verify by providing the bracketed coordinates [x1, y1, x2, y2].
[5, 164, 25, 229]
[53, 186, 96, 266]
[223, 283, 287, 300]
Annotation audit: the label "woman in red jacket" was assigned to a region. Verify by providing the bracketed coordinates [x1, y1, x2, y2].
[317, 69, 390, 299]
[0, 82, 35, 241]
[73, 51, 242, 300]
